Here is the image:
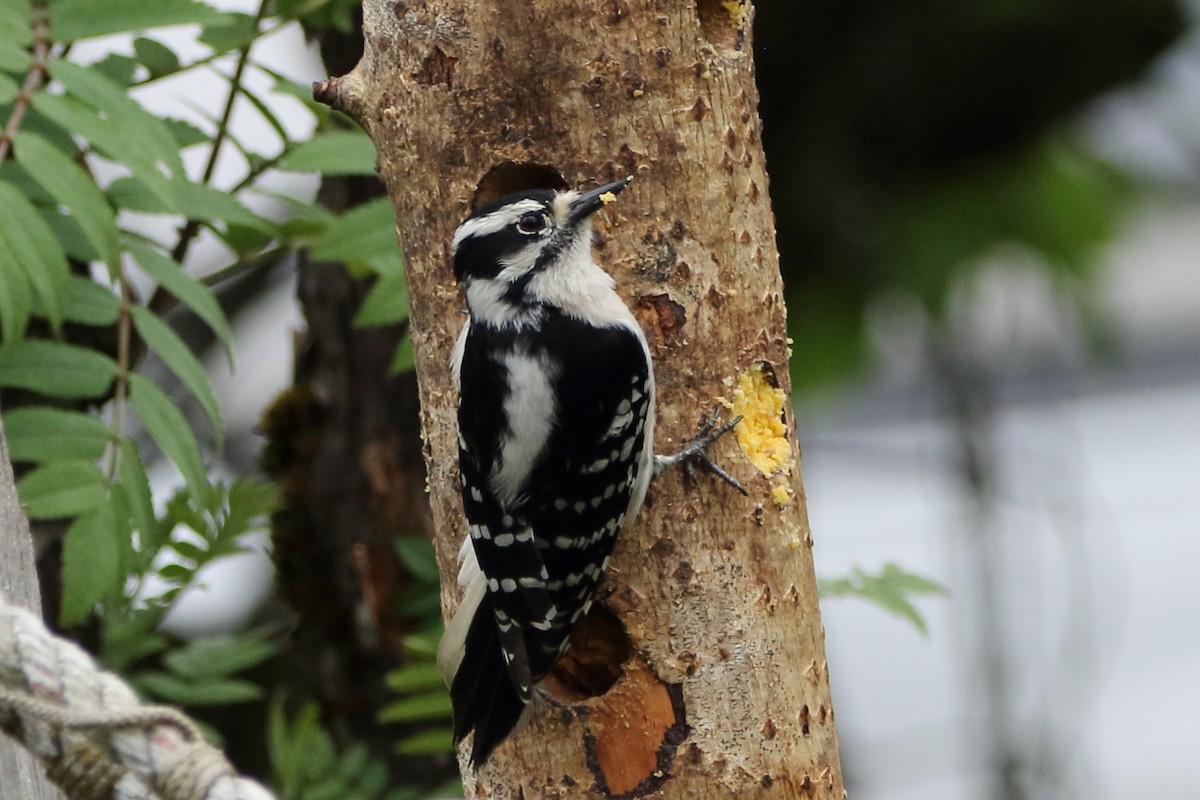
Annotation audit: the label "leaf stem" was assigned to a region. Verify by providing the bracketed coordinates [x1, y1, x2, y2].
[128, 19, 290, 89]
[148, 245, 286, 320]
[0, 1, 50, 164]
[105, 276, 134, 484]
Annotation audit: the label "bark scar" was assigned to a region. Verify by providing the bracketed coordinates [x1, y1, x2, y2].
[634, 294, 686, 348]
[579, 662, 688, 797]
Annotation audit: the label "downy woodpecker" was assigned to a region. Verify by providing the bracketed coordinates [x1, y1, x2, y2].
[437, 177, 741, 766]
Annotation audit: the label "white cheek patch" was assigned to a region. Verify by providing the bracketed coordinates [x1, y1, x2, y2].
[497, 242, 544, 279]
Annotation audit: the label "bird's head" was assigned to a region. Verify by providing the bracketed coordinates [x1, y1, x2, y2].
[451, 177, 631, 288]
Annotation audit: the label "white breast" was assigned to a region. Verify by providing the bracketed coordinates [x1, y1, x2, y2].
[491, 347, 559, 506]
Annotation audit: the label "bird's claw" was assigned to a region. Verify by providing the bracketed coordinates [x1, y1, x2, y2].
[654, 406, 747, 495]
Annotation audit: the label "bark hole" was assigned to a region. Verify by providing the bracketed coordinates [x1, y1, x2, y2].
[694, 0, 748, 51]
[550, 604, 632, 699]
[414, 45, 457, 87]
[633, 294, 687, 348]
[472, 162, 570, 209]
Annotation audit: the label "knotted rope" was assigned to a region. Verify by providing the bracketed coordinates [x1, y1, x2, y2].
[0, 593, 276, 800]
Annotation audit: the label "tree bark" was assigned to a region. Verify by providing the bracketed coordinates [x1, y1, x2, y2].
[316, 1, 844, 797]
[0, 419, 67, 800]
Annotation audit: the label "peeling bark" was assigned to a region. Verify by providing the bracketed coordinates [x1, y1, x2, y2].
[317, 1, 843, 796]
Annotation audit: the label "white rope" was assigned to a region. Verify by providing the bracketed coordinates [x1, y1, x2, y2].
[0, 593, 276, 800]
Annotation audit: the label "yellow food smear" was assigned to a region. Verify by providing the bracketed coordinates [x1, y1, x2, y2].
[726, 363, 792, 477]
[722, 0, 749, 28]
[771, 480, 793, 507]
[599, 191, 617, 205]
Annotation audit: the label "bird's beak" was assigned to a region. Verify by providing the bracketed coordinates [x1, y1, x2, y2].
[567, 176, 632, 225]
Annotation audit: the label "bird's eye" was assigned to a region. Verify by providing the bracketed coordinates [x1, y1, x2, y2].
[517, 212, 547, 234]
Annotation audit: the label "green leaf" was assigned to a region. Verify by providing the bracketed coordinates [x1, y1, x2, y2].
[394, 728, 453, 756]
[105, 175, 171, 214]
[353, 271, 408, 328]
[198, 12, 259, 53]
[3, 408, 112, 463]
[164, 487, 208, 536]
[0, 180, 71, 329]
[310, 198, 398, 264]
[402, 631, 440, 659]
[102, 615, 169, 673]
[13, 131, 121, 269]
[377, 691, 453, 724]
[252, 188, 336, 239]
[221, 478, 276, 541]
[126, 241, 233, 352]
[48, 0, 228, 42]
[129, 374, 208, 503]
[0, 72, 19, 104]
[35, 93, 177, 210]
[384, 662, 445, 695]
[60, 275, 121, 326]
[392, 537, 439, 584]
[131, 306, 222, 440]
[269, 698, 341, 796]
[133, 672, 262, 706]
[17, 460, 107, 520]
[133, 36, 180, 78]
[40, 208, 100, 263]
[60, 504, 122, 626]
[175, 180, 276, 233]
[0, 2, 30, 45]
[163, 631, 277, 680]
[108, 177, 274, 236]
[277, 130, 378, 176]
[163, 117, 210, 149]
[49, 60, 183, 179]
[0, 339, 117, 398]
[218, 222, 273, 256]
[89, 53, 140, 87]
[156, 563, 194, 584]
[170, 539, 208, 563]
[0, 231, 32, 342]
[819, 563, 947, 636]
[116, 438, 165, 563]
[0, 40, 30, 72]
[389, 332, 414, 375]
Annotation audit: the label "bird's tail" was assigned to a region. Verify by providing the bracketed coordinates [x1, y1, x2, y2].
[437, 538, 527, 767]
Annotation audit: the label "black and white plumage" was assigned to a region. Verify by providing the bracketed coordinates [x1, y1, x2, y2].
[436, 178, 738, 767]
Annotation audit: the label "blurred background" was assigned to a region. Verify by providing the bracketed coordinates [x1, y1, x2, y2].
[753, 1, 1200, 798]
[54, 0, 1200, 798]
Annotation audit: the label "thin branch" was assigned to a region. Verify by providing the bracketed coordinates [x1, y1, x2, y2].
[168, 0, 271, 267]
[0, 2, 50, 164]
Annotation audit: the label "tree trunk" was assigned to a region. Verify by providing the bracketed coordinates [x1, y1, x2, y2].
[316, 1, 844, 797]
[0, 420, 66, 800]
